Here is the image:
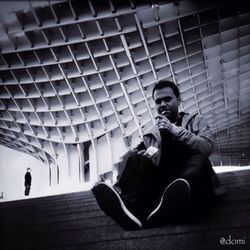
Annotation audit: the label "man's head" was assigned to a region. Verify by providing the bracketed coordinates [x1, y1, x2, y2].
[152, 80, 181, 122]
[27, 168, 31, 172]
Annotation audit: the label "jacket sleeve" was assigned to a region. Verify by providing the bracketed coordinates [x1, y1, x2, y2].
[167, 115, 214, 157]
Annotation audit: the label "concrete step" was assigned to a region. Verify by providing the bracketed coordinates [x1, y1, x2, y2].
[1, 170, 250, 250]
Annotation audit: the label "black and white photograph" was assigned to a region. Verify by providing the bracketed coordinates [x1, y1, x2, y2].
[0, 0, 249, 249]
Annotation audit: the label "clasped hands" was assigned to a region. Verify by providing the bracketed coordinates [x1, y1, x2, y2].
[155, 114, 172, 131]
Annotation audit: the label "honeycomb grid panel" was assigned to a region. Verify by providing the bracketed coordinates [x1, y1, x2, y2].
[0, 0, 250, 186]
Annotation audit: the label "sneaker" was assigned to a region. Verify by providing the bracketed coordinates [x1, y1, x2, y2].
[92, 182, 142, 230]
[146, 178, 190, 228]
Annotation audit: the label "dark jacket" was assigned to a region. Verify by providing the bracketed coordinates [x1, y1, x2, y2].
[142, 112, 214, 166]
[120, 112, 223, 195]
[25, 172, 32, 186]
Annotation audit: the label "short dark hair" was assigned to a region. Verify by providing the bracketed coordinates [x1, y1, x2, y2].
[152, 80, 180, 99]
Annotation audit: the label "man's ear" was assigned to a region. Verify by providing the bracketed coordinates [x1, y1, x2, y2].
[177, 97, 181, 105]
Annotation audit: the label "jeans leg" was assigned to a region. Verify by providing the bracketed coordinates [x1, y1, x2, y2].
[178, 154, 213, 203]
[116, 154, 162, 220]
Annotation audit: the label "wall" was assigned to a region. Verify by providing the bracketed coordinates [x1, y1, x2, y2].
[0, 145, 49, 201]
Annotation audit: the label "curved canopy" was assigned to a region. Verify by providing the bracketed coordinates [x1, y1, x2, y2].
[0, 0, 250, 166]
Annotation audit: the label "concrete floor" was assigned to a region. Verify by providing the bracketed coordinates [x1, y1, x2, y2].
[1, 170, 250, 250]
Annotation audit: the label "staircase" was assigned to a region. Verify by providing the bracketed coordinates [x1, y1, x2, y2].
[1, 170, 250, 250]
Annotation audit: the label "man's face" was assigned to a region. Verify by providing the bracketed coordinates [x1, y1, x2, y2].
[154, 87, 180, 122]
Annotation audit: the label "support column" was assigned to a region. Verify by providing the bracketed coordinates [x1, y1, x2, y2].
[89, 139, 98, 184]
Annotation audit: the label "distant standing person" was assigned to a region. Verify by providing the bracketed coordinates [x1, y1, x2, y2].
[24, 168, 32, 196]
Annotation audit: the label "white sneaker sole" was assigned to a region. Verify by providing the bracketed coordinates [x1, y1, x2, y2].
[147, 178, 190, 227]
[92, 182, 142, 230]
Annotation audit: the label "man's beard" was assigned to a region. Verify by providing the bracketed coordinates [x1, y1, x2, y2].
[158, 107, 177, 123]
[159, 106, 169, 115]
[159, 107, 172, 118]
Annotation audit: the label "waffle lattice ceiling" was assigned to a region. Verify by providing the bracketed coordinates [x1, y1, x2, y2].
[0, 0, 249, 166]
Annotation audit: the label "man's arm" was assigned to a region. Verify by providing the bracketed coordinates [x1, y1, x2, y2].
[157, 114, 214, 157]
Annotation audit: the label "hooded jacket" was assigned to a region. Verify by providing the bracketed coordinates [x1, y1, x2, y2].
[142, 112, 214, 166]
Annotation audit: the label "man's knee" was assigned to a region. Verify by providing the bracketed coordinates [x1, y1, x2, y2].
[126, 153, 154, 168]
[180, 154, 212, 182]
[119, 153, 155, 181]
[187, 154, 211, 167]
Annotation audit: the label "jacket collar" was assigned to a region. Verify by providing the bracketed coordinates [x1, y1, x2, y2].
[181, 112, 198, 129]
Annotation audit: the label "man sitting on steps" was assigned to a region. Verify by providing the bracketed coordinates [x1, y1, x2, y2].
[92, 80, 221, 230]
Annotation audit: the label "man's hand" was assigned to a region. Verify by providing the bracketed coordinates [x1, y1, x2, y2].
[156, 114, 172, 131]
[137, 146, 159, 158]
[137, 149, 146, 155]
[137, 149, 151, 157]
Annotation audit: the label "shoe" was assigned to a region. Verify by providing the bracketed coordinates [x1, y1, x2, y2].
[92, 182, 142, 230]
[146, 178, 190, 228]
